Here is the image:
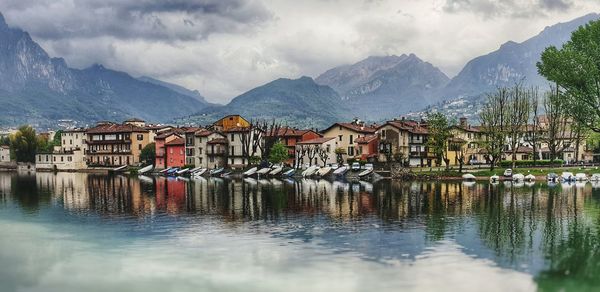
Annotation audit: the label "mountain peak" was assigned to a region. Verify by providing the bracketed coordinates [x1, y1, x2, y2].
[0, 12, 5, 27]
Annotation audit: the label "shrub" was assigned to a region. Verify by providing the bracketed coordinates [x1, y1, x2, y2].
[498, 160, 564, 168]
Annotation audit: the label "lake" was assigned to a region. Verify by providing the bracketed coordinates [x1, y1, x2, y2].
[0, 172, 598, 292]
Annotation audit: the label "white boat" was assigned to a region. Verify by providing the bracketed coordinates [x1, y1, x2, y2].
[503, 169, 513, 178]
[210, 168, 224, 176]
[189, 166, 203, 174]
[333, 166, 348, 176]
[257, 167, 272, 175]
[512, 173, 525, 182]
[111, 165, 127, 172]
[561, 172, 575, 182]
[269, 167, 283, 176]
[524, 174, 536, 182]
[317, 167, 332, 176]
[193, 168, 207, 177]
[358, 168, 373, 178]
[302, 166, 318, 177]
[490, 175, 500, 183]
[575, 173, 588, 181]
[547, 173, 559, 182]
[303, 166, 319, 177]
[176, 168, 190, 175]
[138, 165, 153, 174]
[282, 169, 295, 177]
[591, 174, 600, 181]
[243, 167, 258, 177]
[462, 173, 476, 180]
[159, 167, 171, 174]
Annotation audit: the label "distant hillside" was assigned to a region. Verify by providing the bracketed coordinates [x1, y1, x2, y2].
[179, 76, 351, 129]
[316, 54, 450, 120]
[138, 76, 214, 105]
[0, 12, 208, 127]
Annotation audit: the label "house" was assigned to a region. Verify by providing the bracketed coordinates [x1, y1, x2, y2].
[377, 118, 433, 166]
[193, 129, 227, 168]
[321, 119, 376, 162]
[354, 134, 379, 162]
[295, 137, 337, 166]
[164, 137, 186, 168]
[123, 118, 146, 128]
[447, 118, 486, 166]
[266, 127, 322, 165]
[85, 121, 150, 166]
[0, 145, 10, 163]
[502, 146, 534, 161]
[61, 128, 87, 152]
[212, 115, 251, 132]
[155, 130, 184, 169]
[35, 128, 88, 171]
[144, 125, 174, 143]
[222, 126, 262, 168]
[182, 126, 202, 166]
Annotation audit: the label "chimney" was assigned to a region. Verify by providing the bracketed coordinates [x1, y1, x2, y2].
[460, 117, 468, 128]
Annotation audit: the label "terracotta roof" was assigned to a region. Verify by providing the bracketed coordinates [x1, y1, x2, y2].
[155, 131, 183, 140]
[124, 118, 145, 123]
[207, 138, 228, 144]
[194, 129, 214, 137]
[63, 128, 87, 133]
[381, 120, 429, 134]
[265, 127, 320, 137]
[165, 137, 184, 146]
[322, 122, 377, 134]
[513, 146, 533, 153]
[355, 135, 378, 144]
[182, 126, 202, 134]
[86, 123, 149, 134]
[0, 145, 9, 149]
[452, 125, 482, 133]
[297, 137, 336, 144]
[144, 125, 172, 131]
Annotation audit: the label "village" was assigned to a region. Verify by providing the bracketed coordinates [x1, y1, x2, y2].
[0, 110, 592, 181]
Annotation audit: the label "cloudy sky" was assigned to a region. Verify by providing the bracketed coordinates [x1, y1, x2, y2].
[1, 0, 599, 104]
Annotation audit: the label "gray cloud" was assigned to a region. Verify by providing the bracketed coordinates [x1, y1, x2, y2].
[442, 0, 574, 17]
[0, 0, 273, 41]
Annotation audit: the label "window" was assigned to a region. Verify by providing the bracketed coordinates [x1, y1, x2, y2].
[230, 133, 235, 142]
[350, 135, 353, 144]
[137, 134, 143, 141]
[347, 146, 354, 156]
[231, 146, 235, 155]
[198, 147, 203, 154]
[209, 157, 214, 162]
[60, 156, 64, 162]
[170, 148, 173, 154]
[70, 139, 72, 145]
[138, 144, 142, 150]
[338, 135, 343, 142]
[381, 130, 386, 138]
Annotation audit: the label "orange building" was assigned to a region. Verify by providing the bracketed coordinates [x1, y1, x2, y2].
[355, 135, 379, 161]
[155, 131, 183, 169]
[266, 127, 322, 165]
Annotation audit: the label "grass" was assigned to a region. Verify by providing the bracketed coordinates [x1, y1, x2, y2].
[412, 166, 600, 177]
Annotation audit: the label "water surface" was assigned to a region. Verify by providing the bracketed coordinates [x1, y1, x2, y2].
[1, 173, 598, 291]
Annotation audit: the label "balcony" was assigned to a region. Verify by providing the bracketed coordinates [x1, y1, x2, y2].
[87, 139, 131, 145]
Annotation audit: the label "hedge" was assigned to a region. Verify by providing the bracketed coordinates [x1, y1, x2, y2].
[498, 160, 564, 168]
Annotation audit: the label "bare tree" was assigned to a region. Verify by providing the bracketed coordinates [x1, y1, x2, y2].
[295, 146, 306, 169]
[506, 84, 531, 169]
[306, 145, 318, 166]
[479, 87, 510, 171]
[543, 85, 572, 162]
[317, 145, 330, 166]
[524, 89, 542, 162]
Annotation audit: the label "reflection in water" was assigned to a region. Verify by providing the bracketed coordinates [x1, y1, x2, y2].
[2, 173, 600, 291]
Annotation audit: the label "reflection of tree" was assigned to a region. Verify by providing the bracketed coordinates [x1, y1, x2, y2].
[11, 174, 49, 213]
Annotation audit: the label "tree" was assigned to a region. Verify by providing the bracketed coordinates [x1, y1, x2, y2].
[317, 145, 330, 166]
[36, 135, 53, 153]
[537, 19, 600, 133]
[53, 130, 63, 146]
[542, 86, 571, 162]
[139, 143, 156, 165]
[305, 145, 318, 166]
[524, 90, 542, 162]
[9, 125, 37, 163]
[334, 147, 346, 164]
[449, 138, 467, 173]
[480, 88, 510, 171]
[426, 113, 451, 170]
[506, 84, 531, 169]
[268, 141, 288, 165]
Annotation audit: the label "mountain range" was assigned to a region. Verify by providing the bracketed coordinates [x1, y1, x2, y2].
[0, 11, 598, 129]
[0, 12, 209, 128]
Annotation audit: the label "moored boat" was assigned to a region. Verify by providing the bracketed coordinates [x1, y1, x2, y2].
[591, 173, 600, 181]
[316, 167, 332, 177]
[512, 173, 525, 182]
[575, 173, 588, 181]
[256, 167, 272, 175]
[303, 166, 319, 177]
[462, 173, 476, 180]
[547, 173, 559, 182]
[269, 167, 283, 176]
[243, 167, 258, 177]
[210, 167, 224, 176]
[358, 168, 373, 178]
[176, 168, 190, 175]
[282, 169, 295, 177]
[524, 174, 536, 182]
[138, 165, 153, 174]
[333, 166, 348, 176]
[490, 175, 500, 183]
[561, 172, 575, 182]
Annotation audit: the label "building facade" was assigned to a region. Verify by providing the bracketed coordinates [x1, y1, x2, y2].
[321, 120, 376, 162]
[86, 122, 150, 166]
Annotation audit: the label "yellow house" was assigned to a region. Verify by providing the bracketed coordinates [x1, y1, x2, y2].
[321, 120, 376, 162]
[446, 118, 486, 166]
[212, 115, 251, 132]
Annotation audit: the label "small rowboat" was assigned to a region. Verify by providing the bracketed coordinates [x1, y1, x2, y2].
[358, 168, 373, 178]
[333, 166, 348, 176]
[524, 174, 536, 182]
[316, 167, 332, 176]
[138, 165, 153, 174]
[176, 168, 190, 175]
[243, 167, 258, 177]
[462, 173, 476, 181]
[269, 167, 283, 176]
[210, 168, 224, 176]
[256, 167, 272, 175]
[282, 169, 295, 177]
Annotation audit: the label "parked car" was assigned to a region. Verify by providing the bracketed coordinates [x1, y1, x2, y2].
[351, 162, 361, 171]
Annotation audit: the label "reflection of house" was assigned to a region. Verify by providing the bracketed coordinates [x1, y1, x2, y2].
[321, 119, 376, 162]
[295, 137, 336, 166]
[86, 121, 150, 166]
[0, 145, 11, 164]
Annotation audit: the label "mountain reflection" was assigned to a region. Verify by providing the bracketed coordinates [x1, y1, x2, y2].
[3, 172, 600, 290]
